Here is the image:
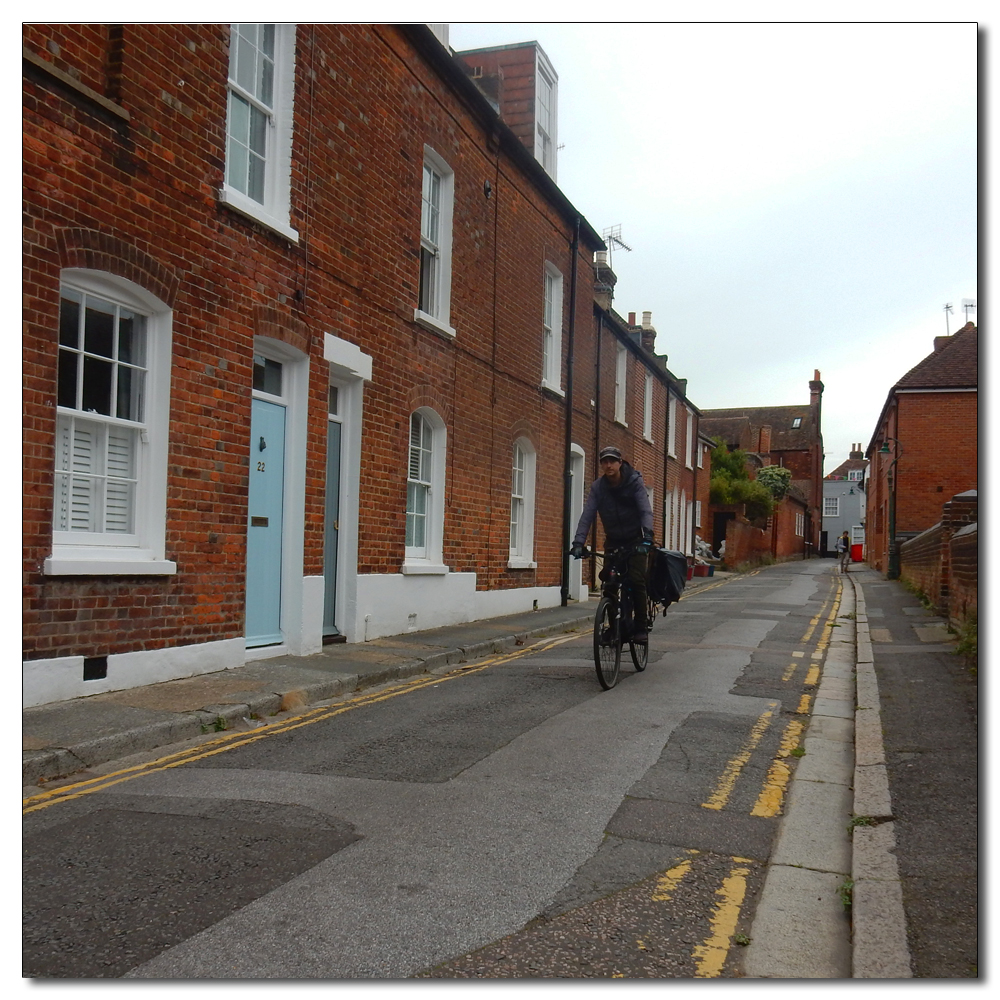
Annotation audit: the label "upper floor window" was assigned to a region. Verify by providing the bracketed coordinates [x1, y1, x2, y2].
[614, 343, 627, 425]
[685, 408, 695, 468]
[848, 469, 863, 481]
[414, 148, 455, 338]
[404, 408, 447, 573]
[222, 23, 298, 242]
[509, 439, 537, 569]
[541, 265, 564, 393]
[536, 65, 556, 177]
[824, 497, 840, 517]
[47, 271, 175, 575]
[668, 395, 678, 457]
[791, 417, 802, 429]
[643, 372, 654, 442]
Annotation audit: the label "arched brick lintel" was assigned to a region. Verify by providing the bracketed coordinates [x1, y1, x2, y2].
[56, 229, 181, 307]
[253, 304, 309, 357]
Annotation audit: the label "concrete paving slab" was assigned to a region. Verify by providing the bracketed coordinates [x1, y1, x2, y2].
[811, 696, 854, 721]
[806, 715, 853, 745]
[742, 865, 851, 978]
[769, 777, 852, 874]
[796, 737, 854, 786]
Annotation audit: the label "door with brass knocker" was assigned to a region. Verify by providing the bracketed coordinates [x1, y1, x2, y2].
[246, 397, 286, 646]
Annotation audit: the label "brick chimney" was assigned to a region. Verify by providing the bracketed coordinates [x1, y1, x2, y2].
[640, 310, 656, 353]
[934, 335, 951, 352]
[758, 424, 772, 455]
[849, 443, 864, 460]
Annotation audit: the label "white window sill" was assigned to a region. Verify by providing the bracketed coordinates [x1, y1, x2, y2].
[643, 435, 655, 445]
[507, 557, 537, 570]
[413, 309, 456, 340]
[541, 379, 565, 398]
[615, 418, 629, 428]
[219, 186, 299, 243]
[400, 563, 449, 576]
[44, 554, 177, 576]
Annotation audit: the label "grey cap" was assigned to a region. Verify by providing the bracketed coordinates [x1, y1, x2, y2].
[599, 446, 622, 461]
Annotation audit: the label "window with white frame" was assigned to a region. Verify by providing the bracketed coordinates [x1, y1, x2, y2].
[614, 343, 627, 425]
[535, 58, 557, 178]
[848, 469, 863, 481]
[509, 439, 537, 568]
[795, 512, 805, 536]
[404, 408, 447, 571]
[47, 271, 174, 575]
[414, 148, 455, 338]
[222, 23, 298, 241]
[541, 265, 563, 393]
[697, 441, 705, 468]
[643, 372, 654, 442]
[695, 500, 702, 527]
[685, 408, 694, 468]
[824, 497, 840, 517]
[667, 395, 677, 457]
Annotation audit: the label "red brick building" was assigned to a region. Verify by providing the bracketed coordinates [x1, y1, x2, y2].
[700, 372, 825, 562]
[865, 322, 977, 576]
[22, 24, 704, 706]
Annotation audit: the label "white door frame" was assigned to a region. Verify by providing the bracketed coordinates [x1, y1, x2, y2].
[246, 335, 313, 660]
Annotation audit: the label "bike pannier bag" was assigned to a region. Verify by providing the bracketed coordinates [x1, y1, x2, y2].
[648, 548, 687, 607]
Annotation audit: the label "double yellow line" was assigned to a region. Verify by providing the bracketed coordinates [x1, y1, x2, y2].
[23, 631, 584, 816]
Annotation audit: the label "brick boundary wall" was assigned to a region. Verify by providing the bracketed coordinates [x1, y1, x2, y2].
[900, 491, 977, 624]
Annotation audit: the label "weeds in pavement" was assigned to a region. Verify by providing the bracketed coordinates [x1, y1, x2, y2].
[847, 816, 874, 832]
[955, 612, 977, 675]
[838, 879, 854, 912]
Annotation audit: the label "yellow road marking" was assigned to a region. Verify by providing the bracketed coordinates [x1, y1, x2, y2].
[782, 661, 798, 682]
[692, 858, 752, 977]
[796, 694, 812, 714]
[702, 703, 778, 811]
[804, 665, 820, 687]
[23, 632, 584, 815]
[651, 852, 698, 901]
[750, 718, 805, 818]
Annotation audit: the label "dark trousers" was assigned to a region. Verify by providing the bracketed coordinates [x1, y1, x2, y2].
[628, 550, 650, 628]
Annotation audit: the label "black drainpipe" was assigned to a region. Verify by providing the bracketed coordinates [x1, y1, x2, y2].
[662, 383, 671, 548]
[561, 217, 581, 607]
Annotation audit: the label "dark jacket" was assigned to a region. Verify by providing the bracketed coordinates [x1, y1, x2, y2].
[573, 461, 654, 548]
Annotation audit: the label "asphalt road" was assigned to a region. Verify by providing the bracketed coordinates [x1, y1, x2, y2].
[24, 561, 843, 979]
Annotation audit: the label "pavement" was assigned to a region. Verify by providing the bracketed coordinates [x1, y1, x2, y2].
[23, 561, 974, 978]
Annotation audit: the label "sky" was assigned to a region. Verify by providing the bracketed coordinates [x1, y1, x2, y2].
[446, 19, 979, 476]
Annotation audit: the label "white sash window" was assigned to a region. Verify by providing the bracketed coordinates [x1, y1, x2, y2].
[46, 272, 174, 575]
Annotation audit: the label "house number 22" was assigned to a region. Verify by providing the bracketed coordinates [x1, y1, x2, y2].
[257, 461, 266, 472]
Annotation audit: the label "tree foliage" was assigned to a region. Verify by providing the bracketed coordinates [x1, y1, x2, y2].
[756, 464, 792, 500]
[709, 438, 774, 521]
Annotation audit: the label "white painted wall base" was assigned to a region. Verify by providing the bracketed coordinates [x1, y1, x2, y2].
[355, 572, 563, 641]
[23, 636, 245, 709]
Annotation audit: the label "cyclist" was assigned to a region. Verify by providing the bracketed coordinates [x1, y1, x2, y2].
[570, 445, 655, 638]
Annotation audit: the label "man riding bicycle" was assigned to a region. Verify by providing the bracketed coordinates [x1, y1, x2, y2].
[570, 446, 655, 639]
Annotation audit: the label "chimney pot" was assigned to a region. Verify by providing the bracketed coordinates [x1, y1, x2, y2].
[628, 312, 636, 326]
[642, 310, 652, 329]
[595, 250, 608, 266]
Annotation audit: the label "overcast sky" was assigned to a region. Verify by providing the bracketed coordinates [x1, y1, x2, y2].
[448, 20, 978, 475]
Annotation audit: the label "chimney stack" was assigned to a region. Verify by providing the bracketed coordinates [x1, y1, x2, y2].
[758, 425, 772, 455]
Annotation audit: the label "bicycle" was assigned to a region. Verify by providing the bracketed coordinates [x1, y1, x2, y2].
[583, 544, 661, 690]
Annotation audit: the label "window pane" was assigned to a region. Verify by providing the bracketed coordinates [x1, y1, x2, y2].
[59, 292, 81, 348]
[82, 356, 113, 415]
[249, 105, 267, 155]
[57, 350, 78, 409]
[248, 152, 266, 204]
[418, 248, 437, 315]
[236, 32, 256, 93]
[229, 91, 250, 145]
[84, 298, 116, 358]
[116, 366, 145, 422]
[253, 355, 283, 395]
[117, 311, 146, 366]
[227, 135, 249, 194]
[259, 53, 274, 108]
[260, 24, 275, 59]
[328, 385, 339, 415]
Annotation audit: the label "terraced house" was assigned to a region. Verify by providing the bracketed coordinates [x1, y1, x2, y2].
[23, 23, 706, 707]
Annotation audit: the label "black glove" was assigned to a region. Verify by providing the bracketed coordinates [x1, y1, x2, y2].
[570, 544, 586, 560]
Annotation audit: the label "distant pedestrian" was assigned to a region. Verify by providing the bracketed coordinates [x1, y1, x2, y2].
[836, 531, 851, 572]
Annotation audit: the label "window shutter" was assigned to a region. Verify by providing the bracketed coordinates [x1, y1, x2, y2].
[105, 425, 136, 533]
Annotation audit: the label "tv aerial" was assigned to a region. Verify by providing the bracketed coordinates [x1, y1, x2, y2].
[962, 298, 976, 323]
[602, 224, 632, 269]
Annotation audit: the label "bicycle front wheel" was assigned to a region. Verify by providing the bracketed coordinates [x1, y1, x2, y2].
[594, 596, 622, 690]
[629, 635, 648, 671]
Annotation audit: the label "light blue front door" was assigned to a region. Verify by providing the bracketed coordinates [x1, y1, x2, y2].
[246, 398, 285, 646]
